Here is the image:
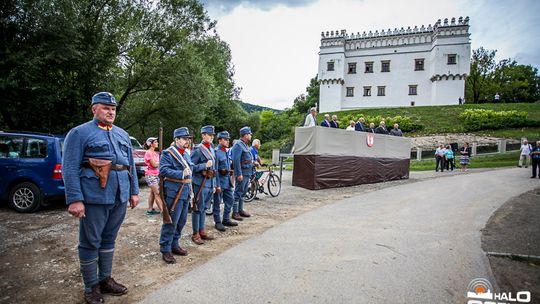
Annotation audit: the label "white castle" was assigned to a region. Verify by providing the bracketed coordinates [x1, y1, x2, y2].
[318, 17, 471, 112]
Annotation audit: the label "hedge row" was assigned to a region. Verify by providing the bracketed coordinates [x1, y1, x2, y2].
[458, 109, 537, 131]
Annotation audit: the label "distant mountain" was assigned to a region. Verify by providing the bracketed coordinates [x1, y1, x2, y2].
[240, 102, 280, 113]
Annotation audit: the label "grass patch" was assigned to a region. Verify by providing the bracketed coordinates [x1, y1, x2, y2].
[410, 151, 521, 171]
[330, 103, 540, 136]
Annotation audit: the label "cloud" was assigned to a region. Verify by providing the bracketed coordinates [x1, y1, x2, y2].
[202, 0, 318, 15]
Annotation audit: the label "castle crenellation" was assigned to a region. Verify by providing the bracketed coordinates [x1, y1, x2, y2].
[320, 16, 469, 49]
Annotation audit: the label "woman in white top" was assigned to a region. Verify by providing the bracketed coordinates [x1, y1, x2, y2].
[346, 121, 355, 131]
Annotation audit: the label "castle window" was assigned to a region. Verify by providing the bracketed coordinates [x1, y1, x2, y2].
[377, 86, 386, 96]
[381, 60, 390, 72]
[447, 54, 457, 65]
[327, 62, 335, 71]
[346, 87, 354, 97]
[363, 86, 371, 96]
[348, 63, 357, 74]
[415, 59, 424, 71]
[409, 85, 418, 95]
[365, 62, 373, 73]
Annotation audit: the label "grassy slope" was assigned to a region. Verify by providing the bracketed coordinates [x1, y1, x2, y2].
[326, 103, 540, 139]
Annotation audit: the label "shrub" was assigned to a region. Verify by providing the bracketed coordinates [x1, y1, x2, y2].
[458, 109, 537, 131]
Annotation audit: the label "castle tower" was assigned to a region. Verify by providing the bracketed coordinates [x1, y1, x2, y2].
[318, 30, 346, 113]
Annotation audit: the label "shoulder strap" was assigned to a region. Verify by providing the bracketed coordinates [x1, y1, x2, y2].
[167, 147, 188, 168]
[198, 144, 215, 162]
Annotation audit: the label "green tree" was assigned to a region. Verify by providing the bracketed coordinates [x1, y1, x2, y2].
[466, 47, 496, 103]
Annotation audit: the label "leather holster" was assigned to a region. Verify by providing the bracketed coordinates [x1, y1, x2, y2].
[88, 158, 112, 188]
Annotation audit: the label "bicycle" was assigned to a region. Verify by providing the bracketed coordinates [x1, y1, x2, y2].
[244, 165, 281, 202]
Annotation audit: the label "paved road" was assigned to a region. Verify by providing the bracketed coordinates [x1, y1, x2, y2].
[141, 168, 539, 304]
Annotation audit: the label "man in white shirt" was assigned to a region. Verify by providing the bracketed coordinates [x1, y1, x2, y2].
[304, 107, 317, 127]
[435, 144, 446, 172]
[519, 139, 532, 168]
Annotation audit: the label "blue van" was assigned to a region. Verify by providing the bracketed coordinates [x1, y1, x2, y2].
[0, 131, 65, 212]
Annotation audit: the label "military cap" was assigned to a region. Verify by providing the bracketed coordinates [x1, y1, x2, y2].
[240, 126, 252, 136]
[201, 125, 215, 135]
[217, 131, 230, 139]
[91, 92, 117, 106]
[173, 127, 192, 138]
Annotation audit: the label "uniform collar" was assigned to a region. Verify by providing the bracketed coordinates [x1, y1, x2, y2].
[94, 119, 113, 131]
[202, 142, 212, 149]
[219, 145, 227, 152]
[175, 145, 185, 155]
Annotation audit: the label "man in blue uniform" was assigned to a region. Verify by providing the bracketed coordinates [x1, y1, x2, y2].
[212, 131, 238, 231]
[191, 125, 217, 244]
[63, 92, 139, 304]
[232, 126, 254, 220]
[159, 127, 193, 264]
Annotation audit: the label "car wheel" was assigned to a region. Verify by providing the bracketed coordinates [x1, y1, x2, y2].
[9, 182, 43, 213]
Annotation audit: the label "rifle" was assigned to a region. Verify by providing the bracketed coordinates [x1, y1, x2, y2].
[159, 124, 173, 225]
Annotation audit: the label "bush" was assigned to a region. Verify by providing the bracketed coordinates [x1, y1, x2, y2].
[339, 114, 422, 132]
[458, 109, 537, 131]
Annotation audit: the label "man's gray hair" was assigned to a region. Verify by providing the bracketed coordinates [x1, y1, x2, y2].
[310, 107, 317, 112]
[252, 139, 261, 146]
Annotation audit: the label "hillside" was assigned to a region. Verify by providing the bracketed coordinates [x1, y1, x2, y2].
[326, 103, 540, 140]
[241, 102, 279, 113]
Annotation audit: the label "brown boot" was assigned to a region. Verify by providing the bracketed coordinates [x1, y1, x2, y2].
[84, 284, 103, 304]
[192, 233, 205, 245]
[171, 247, 188, 256]
[99, 276, 128, 296]
[199, 230, 215, 240]
[232, 212, 243, 221]
[239, 210, 251, 217]
[162, 252, 177, 264]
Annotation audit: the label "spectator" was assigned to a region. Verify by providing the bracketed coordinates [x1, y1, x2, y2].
[530, 141, 540, 179]
[459, 142, 472, 172]
[251, 139, 263, 168]
[389, 123, 403, 136]
[320, 114, 331, 127]
[518, 139, 532, 168]
[458, 97, 463, 105]
[445, 145, 455, 171]
[303, 107, 317, 127]
[144, 137, 163, 215]
[435, 144, 446, 172]
[330, 115, 339, 128]
[494, 92, 500, 102]
[355, 117, 366, 132]
[346, 121, 356, 131]
[375, 121, 389, 135]
[367, 122, 376, 133]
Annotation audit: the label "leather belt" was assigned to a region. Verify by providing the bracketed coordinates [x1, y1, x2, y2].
[164, 177, 192, 184]
[241, 160, 253, 165]
[218, 169, 234, 176]
[201, 170, 216, 178]
[83, 163, 129, 171]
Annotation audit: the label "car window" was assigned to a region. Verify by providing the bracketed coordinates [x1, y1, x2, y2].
[59, 138, 64, 156]
[130, 137, 142, 149]
[0, 136, 24, 158]
[24, 138, 48, 158]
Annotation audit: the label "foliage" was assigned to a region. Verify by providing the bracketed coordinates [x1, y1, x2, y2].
[0, 0, 251, 144]
[458, 109, 536, 131]
[466, 47, 540, 103]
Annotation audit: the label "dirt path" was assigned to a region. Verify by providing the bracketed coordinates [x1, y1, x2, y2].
[0, 170, 473, 303]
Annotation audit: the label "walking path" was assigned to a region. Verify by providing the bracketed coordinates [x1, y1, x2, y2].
[141, 168, 538, 304]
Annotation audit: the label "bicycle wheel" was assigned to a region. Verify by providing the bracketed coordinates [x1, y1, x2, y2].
[267, 174, 281, 197]
[244, 179, 257, 202]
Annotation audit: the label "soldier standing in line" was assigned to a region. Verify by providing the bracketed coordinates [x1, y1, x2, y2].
[212, 131, 238, 231]
[63, 92, 139, 304]
[158, 127, 193, 264]
[190, 125, 217, 244]
[231, 126, 254, 220]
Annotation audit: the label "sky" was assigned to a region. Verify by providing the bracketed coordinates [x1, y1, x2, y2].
[201, 0, 540, 109]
